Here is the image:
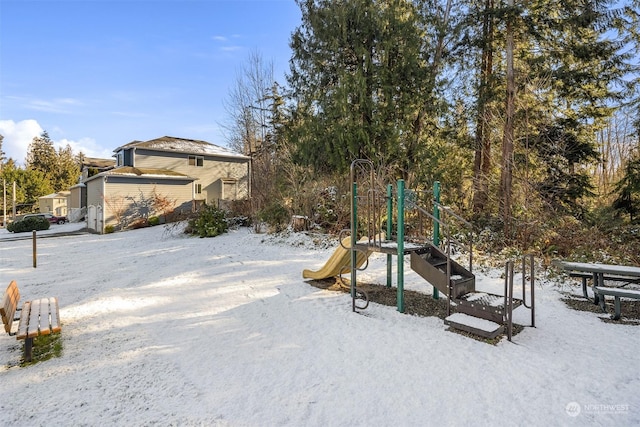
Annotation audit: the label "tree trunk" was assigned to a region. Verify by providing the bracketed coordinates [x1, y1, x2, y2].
[500, 0, 515, 237]
[472, 0, 495, 217]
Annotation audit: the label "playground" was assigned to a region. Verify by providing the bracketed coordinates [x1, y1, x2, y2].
[1, 222, 638, 425]
[303, 159, 535, 340]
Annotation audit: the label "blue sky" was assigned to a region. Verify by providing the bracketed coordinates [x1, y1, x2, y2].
[0, 0, 301, 165]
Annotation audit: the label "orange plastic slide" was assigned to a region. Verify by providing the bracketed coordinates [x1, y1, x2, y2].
[302, 235, 377, 280]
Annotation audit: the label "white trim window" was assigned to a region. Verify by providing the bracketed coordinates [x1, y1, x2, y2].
[188, 155, 204, 167]
[195, 183, 202, 195]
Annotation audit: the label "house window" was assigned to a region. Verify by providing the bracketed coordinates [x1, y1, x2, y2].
[195, 183, 202, 194]
[188, 155, 204, 167]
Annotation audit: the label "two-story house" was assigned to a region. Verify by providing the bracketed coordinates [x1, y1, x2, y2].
[38, 191, 71, 217]
[84, 136, 250, 233]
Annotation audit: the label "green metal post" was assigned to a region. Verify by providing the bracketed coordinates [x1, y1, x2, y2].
[386, 184, 393, 288]
[351, 182, 358, 311]
[433, 181, 441, 300]
[397, 179, 405, 313]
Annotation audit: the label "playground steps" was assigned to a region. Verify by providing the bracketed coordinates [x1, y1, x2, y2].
[445, 292, 524, 339]
[444, 313, 504, 339]
[455, 291, 522, 323]
[410, 246, 524, 339]
[409, 245, 475, 299]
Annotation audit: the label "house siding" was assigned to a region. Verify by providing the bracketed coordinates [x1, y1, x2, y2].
[132, 149, 249, 203]
[69, 187, 82, 210]
[86, 176, 193, 231]
[106, 178, 192, 228]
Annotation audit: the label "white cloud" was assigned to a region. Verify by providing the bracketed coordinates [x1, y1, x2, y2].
[221, 45, 243, 52]
[58, 137, 114, 160]
[0, 119, 114, 167]
[6, 96, 83, 114]
[0, 119, 43, 166]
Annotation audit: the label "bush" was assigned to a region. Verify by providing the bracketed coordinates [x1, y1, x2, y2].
[104, 225, 115, 234]
[148, 216, 160, 226]
[7, 216, 50, 233]
[186, 204, 228, 238]
[259, 202, 289, 232]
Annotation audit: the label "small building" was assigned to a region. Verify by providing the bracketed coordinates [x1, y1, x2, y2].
[38, 191, 70, 217]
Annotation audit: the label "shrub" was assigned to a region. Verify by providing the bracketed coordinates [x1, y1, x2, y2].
[148, 216, 160, 226]
[104, 225, 115, 234]
[7, 216, 50, 233]
[259, 202, 289, 232]
[186, 204, 228, 238]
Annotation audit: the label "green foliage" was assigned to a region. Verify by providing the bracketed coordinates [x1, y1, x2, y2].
[1, 162, 53, 208]
[25, 131, 80, 193]
[148, 216, 160, 226]
[104, 224, 115, 234]
[7, 216, 50, 233]
[26, 131, 57, 175]
[613, 154, 640, 222]
[187, 204, 229, 238]
[258, 202, 289, 232]
[288, 0, 432, 175]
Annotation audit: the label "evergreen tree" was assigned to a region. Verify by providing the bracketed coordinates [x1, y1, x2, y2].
[25, 131, 79, 193]
[613, 151, 640, 221]
[0, 160, 52, 211]
[523, 0, 628, 218]
[455, 0, 632, 225]
[288, 0, 432, 176]
[55, 144, 80, 191]
[26, 131, 57, 176]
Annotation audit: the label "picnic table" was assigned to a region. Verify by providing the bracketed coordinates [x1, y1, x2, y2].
[553, 260, 640, 303]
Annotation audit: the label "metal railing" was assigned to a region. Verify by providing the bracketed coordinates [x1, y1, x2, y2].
[504, 254, 536, 341]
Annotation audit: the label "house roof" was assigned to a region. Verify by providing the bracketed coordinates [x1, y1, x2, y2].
[81, 157, 116, 169]
[84, 166, 196, 183]
[40, 191, 70, 199]
[114, 136, 249, 160]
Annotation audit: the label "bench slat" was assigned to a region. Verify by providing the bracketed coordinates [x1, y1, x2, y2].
[594, 287, 640, 299]
[50, 297, 61, 334]
[1, 281, 20, 334]
[27, 299, 41, 338]
[570, 272, 640, 283]
[38, 298, 52, 336]
[16, 301, 31, 340]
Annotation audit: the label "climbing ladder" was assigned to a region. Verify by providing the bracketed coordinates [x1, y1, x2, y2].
[347, 159, 535, 341]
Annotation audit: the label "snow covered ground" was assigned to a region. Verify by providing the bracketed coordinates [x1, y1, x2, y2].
[0, 222, 638, 426]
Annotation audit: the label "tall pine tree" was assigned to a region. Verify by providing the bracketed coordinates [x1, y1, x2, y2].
[288, 0, 431, 176]
[26, 131, 79, 193]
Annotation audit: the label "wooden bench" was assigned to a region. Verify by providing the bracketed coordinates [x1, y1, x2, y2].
[1, 281, 61, 362]
[594, 286, 640, 320]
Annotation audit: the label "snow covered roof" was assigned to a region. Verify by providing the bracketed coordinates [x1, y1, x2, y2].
[81, 157, 116, 169]
[115, 136, 249, 160]
[40, 191, 70, 199]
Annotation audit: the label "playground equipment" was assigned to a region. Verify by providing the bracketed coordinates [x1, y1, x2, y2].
[332, 159, 535, 340]
[302, 235, 380, 281]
